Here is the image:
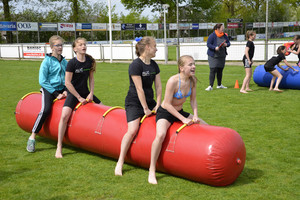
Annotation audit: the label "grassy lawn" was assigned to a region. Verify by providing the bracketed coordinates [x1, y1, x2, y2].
[0, 60, 299, 200]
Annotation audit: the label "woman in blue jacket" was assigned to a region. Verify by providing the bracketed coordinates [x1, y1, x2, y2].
[206, 24, 230, 91]
[26, 35, 68, 153]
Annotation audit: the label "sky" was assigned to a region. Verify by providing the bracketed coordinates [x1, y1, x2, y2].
[90, 0, 159, 18]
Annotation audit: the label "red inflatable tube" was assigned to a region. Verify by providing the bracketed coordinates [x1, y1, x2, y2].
[15, 93, 246, 186]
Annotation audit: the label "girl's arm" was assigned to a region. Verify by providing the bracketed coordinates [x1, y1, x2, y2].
[153, 73, 162, 113]
[245, 46, 251, 64]
[289, 45, 300, 55]
[283, 60, 298, 71]
[189, 82, 199, 123]
[86, 70, 95, 102]
[65, 72, 87, 104]
[131, 75, 152, 116]
[163, 77, 193, 125]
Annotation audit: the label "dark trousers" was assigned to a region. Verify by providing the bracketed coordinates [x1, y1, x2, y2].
[209, 67, 224, 87]
[32, 88, 57, 134]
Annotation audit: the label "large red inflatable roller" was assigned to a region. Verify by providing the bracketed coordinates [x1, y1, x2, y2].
[15, 93, 246, 186]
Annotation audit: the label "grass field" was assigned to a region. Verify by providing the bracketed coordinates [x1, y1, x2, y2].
[0, 59, 299, 200]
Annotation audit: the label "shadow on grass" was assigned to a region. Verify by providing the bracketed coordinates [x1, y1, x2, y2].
[230, 167, 264, 187]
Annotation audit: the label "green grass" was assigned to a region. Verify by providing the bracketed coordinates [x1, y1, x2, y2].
[0, 60, 299, 200]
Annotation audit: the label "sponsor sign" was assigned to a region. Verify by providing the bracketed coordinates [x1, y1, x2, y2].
[39, 23, 57, 31]
[58, 23, 75, 31]
[227, 18, 243, 23]
[179, 23, 190, 30]
[135, 23, 146, 31]
[199, 23, 208, 30]
[76, 23, 92, 31]
[253, 22, 265, 28]
[169, 23, 177, 30]
[159, 23, 169, 30]
[17, 22, 38, 31]
[147, 23, 158, 30]
[23, 46, 45, 58]
[191, 23, 199, 30]
[227, 23, 242, 29]
[92, 23, 106, 31]
[245, 23, 253, 28]
[121, 23, 135, 30]
[0, 21, 17, 31]
[106, 23, 121, 31]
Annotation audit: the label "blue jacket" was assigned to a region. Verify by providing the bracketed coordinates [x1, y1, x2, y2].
[207, 32, 230, 57]
[39, 53, 68, 96]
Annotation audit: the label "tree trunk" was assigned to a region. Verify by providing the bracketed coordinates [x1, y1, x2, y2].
[2, 0, 13, 43]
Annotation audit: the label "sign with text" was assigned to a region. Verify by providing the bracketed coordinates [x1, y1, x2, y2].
[17, 22, 38, 31]
[107, 23, 121, 31]
[92, 23, 106, 31]
[135, 23, 147, 31]
[147, 23, 158, 30]
[76, 23, 92, 31]
[23, 46, 45, 58]
[0, 21, 17, 31]
[227, 18, 243, 23]
[121, 23, 135, 30]
[39, 23, 57, 31]
[58, 23, 75, 31]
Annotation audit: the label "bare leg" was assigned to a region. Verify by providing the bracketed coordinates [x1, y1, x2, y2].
[55, 107, 73, 158]
[148, 119, 171, 184]
[240, 68, 252, 93]
[29, 132, 36, 140]
[115, 118, 140, 176]
[270, 70, 283, 91]
[269, 76, 276, 91]
[246, 68, 253, 91]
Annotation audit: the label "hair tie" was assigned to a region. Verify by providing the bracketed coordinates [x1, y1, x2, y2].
[135, 37, 143, 42]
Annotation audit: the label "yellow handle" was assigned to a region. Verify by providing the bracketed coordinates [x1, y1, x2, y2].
[140, 110, 156, 123]
[176, 120, 195, 133]
[21, 92, 40, 100]
[176, 124, 187, 133]
[103, 106, 124, 117]
[53, 98, 58, 103]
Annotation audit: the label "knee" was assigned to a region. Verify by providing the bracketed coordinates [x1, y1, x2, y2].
[60, 112, 72, 124]
[155, 133, 167, 144]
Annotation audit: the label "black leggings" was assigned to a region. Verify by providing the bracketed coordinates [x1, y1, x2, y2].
[209, 67, 224, 87]
[32, 88, 62, 134]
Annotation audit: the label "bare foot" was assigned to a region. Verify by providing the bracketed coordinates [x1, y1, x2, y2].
[114, 162, 123, 176]
[55, 147, 63, 158]
[269, 88, 273, 91]
[246, 89, 253, 92]
[273, 89, 283, 92]
[148, 171, 157, 184]
[240, 90, 248, 94]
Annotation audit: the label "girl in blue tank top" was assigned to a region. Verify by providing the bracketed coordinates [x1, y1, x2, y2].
[148, 55, 207, 184]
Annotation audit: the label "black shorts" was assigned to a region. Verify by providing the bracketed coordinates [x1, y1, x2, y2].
[264, 66, 276, 72]
[243, 59, 252, 68]
[63, 92, 101, 110]
[156, 106, 190, 124]
[125, 103, 156, 123]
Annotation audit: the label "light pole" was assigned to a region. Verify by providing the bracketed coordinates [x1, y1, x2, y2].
[162, 4, 169, 64]
[176, 0, 179, 61]
[265, 0, 268, 61]
[108, 0, 112, 63]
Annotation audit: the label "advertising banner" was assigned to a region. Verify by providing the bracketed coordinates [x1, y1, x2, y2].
[76, 23, 92, 31]
[147, 23, 158, 30]
[107, 23, 121, 31]
[58, 23, 75, 31]
[135, 23, 147, 31]
[191, 23, 199, 30]
[23, 46, 45, 58]
[92, 23, 106, 31]
[169, 23, 177, 30]
[121, 23, 135, 30]
[17, 22, 38, 31]
[39, 23, 57, 31]
[0, 21, 17, 31]
[199, 23, 208, 30]
[179, 23, 190, 30]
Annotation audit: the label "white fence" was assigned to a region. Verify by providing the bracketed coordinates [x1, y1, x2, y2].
[0, 41, 299, 62]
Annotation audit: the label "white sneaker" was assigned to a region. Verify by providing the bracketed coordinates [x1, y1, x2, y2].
[217, 84, 227, 89]
[205, 86, 213, 91]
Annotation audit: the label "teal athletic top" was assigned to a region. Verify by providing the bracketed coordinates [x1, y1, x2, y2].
[173, 75, 192, 99]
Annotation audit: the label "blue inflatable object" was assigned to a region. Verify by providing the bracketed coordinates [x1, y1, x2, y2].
[253, 65, 300, 90]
